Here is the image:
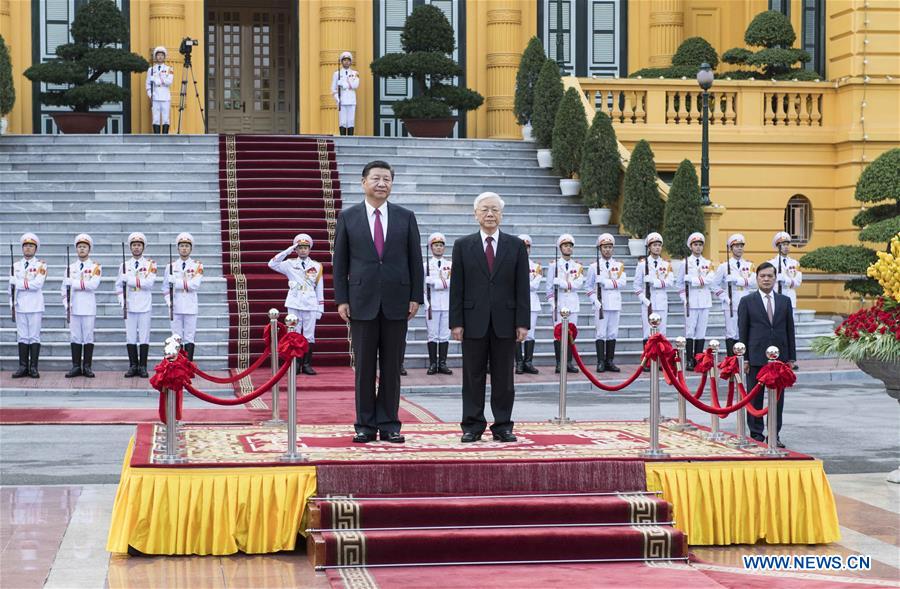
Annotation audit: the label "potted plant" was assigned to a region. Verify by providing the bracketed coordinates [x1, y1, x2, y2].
[0, 34, 13, 135]
[531, 59, 563, 168]
[621, 139, 664, 256]
[552, 87, 588, 197]
[629, 36, 719, 79]
[513, 36, 546, 142]
[370, 4, 483, 138]
[23, 0, 148, 134]
[662, 159, 706, 258]
[580, 111, 620, 225]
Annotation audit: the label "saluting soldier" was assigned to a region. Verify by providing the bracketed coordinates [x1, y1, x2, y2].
[331, 51, 360, 136]
[585, 233, 627, 373]
[547, 233, 584, 374]
[269, 233, 324, 375]
[163, 232, 203, 361]
[10, 233, 47, 379]
[62, 233, 101, 378]
[145, 46, 174, 134]
[769, 231, 802, 369]
[713, 233, 756, 356]
[116, 232, 157, 378]
[676, 232, 716, 370]
[516, 234, 541, 375]
[423, 232, 453, 375]
[633, 232, 674, 371]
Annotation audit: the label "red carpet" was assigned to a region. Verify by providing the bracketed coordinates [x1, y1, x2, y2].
[0, 407, 254, 425]
[218, 134, 350, 381]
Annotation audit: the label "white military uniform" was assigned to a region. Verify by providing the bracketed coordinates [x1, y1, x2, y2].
[676, 233, 716, 340]
[146, 48, 174, 127]
[713, 234, 756, 341]
[10, 235, 47, 344]
[163, 257, 204, 344]
[424, 255, 451, 343]
[632, 233, 674, 338]
[62, 255, 102, 344]
[116, 254, 157, 345]
[547, 235, 585, 328]
[331, 51, 360, 132]
[269, 241, 324, 343]
[586, 255, 627, 341]
[768, 232, 803, 316]
[526, 258, 543, 341]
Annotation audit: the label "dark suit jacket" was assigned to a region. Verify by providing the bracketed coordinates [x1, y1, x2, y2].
[449, 231, 530, 339]
[332, 201, 424, 321]
[738, 290, 796, 366]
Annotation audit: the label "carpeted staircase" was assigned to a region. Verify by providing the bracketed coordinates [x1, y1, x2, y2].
[306, 461, 686, 568]
[217, 135, 350, 377]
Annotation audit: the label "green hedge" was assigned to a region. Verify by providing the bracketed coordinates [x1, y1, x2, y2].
[0, 34, 13, 116]
[513, 37, 546, 126]
[531, 60, 564, 149]
[662, 160, 705, 258]
[621, 140, 664, 239]
[580, 111, 621, 209]
[551, 87, 588, 179]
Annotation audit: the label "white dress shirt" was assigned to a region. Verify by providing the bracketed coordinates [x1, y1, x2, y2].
[365, 200, 388, 243]
[758, 289, 776, 321]
[479, 229, 499, 257]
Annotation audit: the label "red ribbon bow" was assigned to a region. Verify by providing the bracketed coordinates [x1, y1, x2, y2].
[278, 331, 309, 360]
[553, 322, 579, 342]
[644, 334, 679, 375]
[693, 349, 714, 374]
[150, 353, 194, 394]
[717, 355, 740, 380]
[756, 361, 797, 390]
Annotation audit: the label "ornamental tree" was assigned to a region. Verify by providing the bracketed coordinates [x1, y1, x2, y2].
[629, 36, 718, 79]
[800, 148, 900, 297]
[721, 10, 817, 80]
[0, 35, 14, 117]
[580, 111, 621, 209]
[662, 160, 706, 258]
[513, 36, 547, 126]
[370, 4, 483, 120]
[551, 87, 588, 180]
[23, 0, 149, 112]
[531, 59, 564, 148]
[621, 140, 665, 239]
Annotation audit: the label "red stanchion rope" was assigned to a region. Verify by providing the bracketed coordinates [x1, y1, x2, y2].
[554, 323, 646, 392]
[185, 359, 290, 406]
[190, 321, 288, 384]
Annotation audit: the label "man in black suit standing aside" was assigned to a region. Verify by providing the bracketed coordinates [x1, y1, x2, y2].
[333, 161, 424, 444]
[450, 192, 530, 443]
[738, 261, 796, 448]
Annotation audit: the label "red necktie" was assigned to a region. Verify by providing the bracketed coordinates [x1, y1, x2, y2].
[485, 236, 495, 273]
[373, 209, 384, 259]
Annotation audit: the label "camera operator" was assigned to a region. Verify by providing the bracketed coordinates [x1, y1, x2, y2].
[146, 46, 174, 134]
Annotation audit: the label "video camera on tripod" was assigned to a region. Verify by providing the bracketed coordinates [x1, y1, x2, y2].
[175, 37, 206, 133]
[179, 38, 199, 57]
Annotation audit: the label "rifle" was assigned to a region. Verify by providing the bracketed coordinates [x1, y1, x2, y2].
[725, 244, 734, 318]
[424, 243, 432, 321]
[684, 256, 690, 318]
[66, 246, 71, 326]
[644, 248, 652, 320]
[169, 243, 174, 321]
[553, 245, 559, 323]
[778, 255, 784, 295]
[121, 243, 128, 320]
[8, 244, 15, 322]
[595, 245, 604, 320]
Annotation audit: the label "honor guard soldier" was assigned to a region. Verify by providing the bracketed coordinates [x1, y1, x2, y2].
[331, 51, 360, 136]
[146, 46, 174, 134]
[585, 233, 627, 373]
[676, 232, 716, 370]
[116, 232, 157, 378]
[10, 233, 47, 378]
[423, 233, 453, 375]
[633, 232, 674, 370]
[516, 234, 541, 375]
[770, 231, 802, 369]
[713, 234, 756, 356]
[163, 233, 203, 361]
[269, 233, 324, 375]
[547, 234, 584, 374]
[62, 234, 101, 378]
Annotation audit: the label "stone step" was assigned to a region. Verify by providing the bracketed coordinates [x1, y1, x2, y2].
[335, 154, 543, 167]
[1, 180, 219, 191]
[2, 162, 219, 173]
[0, 153, 219, 164]
[0, 134, 220, 144]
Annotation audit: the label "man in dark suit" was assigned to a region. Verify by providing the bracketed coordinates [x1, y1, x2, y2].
[450, 192, 530, 443]
[738, 261, 796, 447]
[333, 161, 424, 444]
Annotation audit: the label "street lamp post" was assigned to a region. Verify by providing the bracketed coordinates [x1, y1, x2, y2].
[697, 63, 715, 206]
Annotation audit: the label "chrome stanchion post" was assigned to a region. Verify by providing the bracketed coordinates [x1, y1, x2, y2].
[667, 337, 694, 431]
[157, 339, 186, 464]
[641, 313, 669, 458]
[704, 340, 726, 441]
[550, 308, 573, 425]
[762, 345, 788, 457]
[263, 308, 286, 426]
[280, 314, 306, 462]
[727, 342, 755, 448]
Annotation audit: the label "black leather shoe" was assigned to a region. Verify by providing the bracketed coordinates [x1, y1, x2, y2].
[776, 438, 786, 449]
[750, 433, 765, 442]
[380, 431, 405, 443]
[492, 431, 518, 443]
[399, 364, 408, 376]
[460, 432, 482, 443]
[352, 432, 376, 444]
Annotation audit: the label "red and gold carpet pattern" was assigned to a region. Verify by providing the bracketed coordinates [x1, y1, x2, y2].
[217, 135, 349, 396]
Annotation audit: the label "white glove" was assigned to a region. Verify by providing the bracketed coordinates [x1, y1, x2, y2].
[679, 293, 687, 304]
[553, 277, 566, 287]
[62, 277, 72, 287]
[117, 294, 125, 309]
[288, 280, 298, 290]
[165, 294, 172, 308]
[316, 311, 323, 320]
[724, 274, 738, 284]
[639, 295, 650, 306]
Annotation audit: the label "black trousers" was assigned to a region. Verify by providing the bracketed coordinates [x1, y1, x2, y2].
[351, 310, 407, 435]
[746, 364, 785, 439]
[460, 320, 516, 435]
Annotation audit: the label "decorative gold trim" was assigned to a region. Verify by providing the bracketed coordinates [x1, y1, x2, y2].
[618, 492, 659, 523]
[330, 498, 361, 529]
[634, 524, 673, 558]
[337, 567, 379, 589]
[334, 530, 366, 566]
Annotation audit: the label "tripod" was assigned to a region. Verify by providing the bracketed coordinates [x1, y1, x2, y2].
[176, 52, 207, 134]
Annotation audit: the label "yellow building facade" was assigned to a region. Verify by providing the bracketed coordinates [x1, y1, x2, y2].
[1, 0, 898, 313]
